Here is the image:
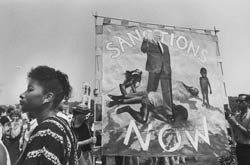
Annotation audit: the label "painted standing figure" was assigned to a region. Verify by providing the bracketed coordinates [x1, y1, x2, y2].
[141, 30, 173, 117]
[199, 67, 212, 107]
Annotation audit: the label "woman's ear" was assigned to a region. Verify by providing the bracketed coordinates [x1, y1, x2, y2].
[43, 92, 54, 104]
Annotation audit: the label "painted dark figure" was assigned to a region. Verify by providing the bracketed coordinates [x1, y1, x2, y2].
[108, 91, 188, 124]
[119, 69, 142, 95]
[199, 67, 212, 107]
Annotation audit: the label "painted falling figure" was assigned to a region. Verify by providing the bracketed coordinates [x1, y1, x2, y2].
[119, 69, 142, 95]
[107, 70, 188, 124]
[199, 67, 212, 107]
[108, 91, 188, 124]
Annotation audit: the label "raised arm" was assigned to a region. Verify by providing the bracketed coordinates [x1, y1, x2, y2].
[141, 38, 149, 53]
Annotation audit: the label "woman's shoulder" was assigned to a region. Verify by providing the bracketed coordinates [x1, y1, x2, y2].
[34, 116, 69, 135]
[28, 116, 74, 149]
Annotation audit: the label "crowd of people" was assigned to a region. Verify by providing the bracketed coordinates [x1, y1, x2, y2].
[0, 65, 249, 165]
[0, 105, 27, 164]
[0, 104, 98, 165]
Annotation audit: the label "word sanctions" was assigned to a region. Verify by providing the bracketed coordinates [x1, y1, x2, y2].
[106, 29, 208, 63]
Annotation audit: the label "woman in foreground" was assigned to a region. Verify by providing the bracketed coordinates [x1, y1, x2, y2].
[16, 66, 78, 165]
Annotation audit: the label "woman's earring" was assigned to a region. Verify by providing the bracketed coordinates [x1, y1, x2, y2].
[43, 99, 49, 104]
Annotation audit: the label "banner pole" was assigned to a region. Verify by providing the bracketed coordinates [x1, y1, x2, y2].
[92, 14, 215, 33]
[92, 12, 97, 165]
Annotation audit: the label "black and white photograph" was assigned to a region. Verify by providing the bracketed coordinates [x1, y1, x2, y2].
[0, 0, 249, 165]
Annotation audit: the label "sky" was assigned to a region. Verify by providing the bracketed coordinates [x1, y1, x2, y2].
[0, 0, 249, 105]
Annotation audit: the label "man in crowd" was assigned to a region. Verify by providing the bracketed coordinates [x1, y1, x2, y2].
[226, 94, 250, 165]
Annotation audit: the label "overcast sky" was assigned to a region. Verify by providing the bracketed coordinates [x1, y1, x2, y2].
[0, 0, 249, 105]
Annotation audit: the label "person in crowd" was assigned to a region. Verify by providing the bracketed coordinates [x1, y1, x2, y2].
[226, 94, 250, 165]
[0, 116, 11, 141]
[0, 107, 6, 140]
[199, 67, 212, 107]
[56, 102, 72, 125]
[3, 110, 23, 164]
[0, 106, 6, 117]
[0, 122, 3, 140]
[141, 30, 173, 121]
[71, 106, 96, 165]
[9, 110, 23, 140]
[6, 107, 15, 119]
[16, 65, 78, 165]
[19, 112, 37, 152]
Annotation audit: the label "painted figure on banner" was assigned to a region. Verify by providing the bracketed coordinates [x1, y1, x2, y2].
[199, 67, 212, 107]
[108, 91, 188, 124]
[119, 69, 142, 96]
[141, 30, 173, 121]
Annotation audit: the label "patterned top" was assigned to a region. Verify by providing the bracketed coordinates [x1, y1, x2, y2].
[16, 116, 78, 165]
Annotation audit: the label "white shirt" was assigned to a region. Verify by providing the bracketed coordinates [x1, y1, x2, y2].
[56, 111, 72, 125]
[24, 119, 38, 142]
[153, 39, 164, 54]
[158, 41, 164, 54]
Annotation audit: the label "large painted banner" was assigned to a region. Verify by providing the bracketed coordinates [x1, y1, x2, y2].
[99, 23, 228, 158]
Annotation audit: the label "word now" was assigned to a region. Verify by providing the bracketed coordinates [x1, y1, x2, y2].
[124, 117, 210, 152]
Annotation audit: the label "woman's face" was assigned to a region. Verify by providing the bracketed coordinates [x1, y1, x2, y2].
[19, 78, 46, 113]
